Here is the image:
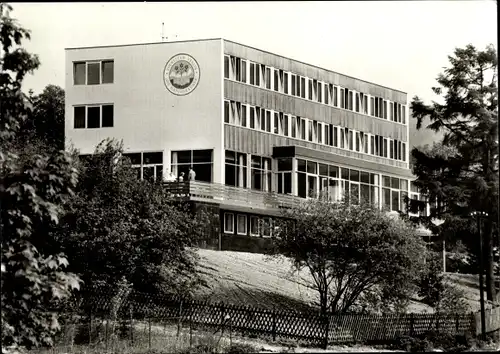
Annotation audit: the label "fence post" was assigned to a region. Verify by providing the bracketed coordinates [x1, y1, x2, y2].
[88, 309, 92, 348]
[272, 308, 276, 342]
[455, 314, 459, 333]
[221, 303, 226, 336]
[148, 316, 152, 350]
[410, 313, 415, 337]
[177, 301, 183, 337]
[105, 317, 109, 353]
[189, 302, 193, 348]
[323, 313, 330, 350]
[129, 304, 134, 345]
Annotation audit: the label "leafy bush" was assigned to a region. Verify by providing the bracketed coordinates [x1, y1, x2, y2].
[224, 343, 258, 353]
[418, 252, 470, 313]
[392, 331, 470, 352]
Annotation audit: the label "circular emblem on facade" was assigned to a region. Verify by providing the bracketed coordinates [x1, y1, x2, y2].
[163, 54, 200, 96]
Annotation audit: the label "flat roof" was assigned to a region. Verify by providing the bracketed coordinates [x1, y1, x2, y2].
[65, 37, 407, 94]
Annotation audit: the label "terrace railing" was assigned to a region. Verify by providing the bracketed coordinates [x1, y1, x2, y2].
[163, 181, 302, 210]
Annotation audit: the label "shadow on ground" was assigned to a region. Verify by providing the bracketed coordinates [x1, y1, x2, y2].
[196, 286, 315, 313]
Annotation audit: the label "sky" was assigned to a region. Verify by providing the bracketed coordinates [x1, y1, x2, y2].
[8, 1, 499, 147]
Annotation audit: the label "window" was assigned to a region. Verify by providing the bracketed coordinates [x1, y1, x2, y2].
[261, 217, 272, 237]
[74, 106, 86, 128]
[250, 216, 259, 236]
[284, 72, 289, 94]
[123, 151, 163, 182]
[249, 62, 260, 86]
[237, 215, 247, 235]
[102, 105, 114, 127]
[171, 149, 213, 182]
[402, 105, 406, 124]
[73, 60, 114, 85]
[224, 213, 234, 233]
[300, 77, 306, 98]
[339, 88, 345, 109]
[265, 67, 271, 89]
[102, 60, 114, 84]
[251, 155, 272, 192]
[225, 150, 247, 188]
[333, 87, 338, 107]
[87, 62, 100, 85]
[73, 62, 86, 85]
[224, 55, 230, 79]
[274, 69, 279, 92]
[73, 104, 114, 129]
[277, 158, 292, 195]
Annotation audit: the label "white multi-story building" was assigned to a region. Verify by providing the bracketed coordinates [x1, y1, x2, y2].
[65, 38, 424, 252]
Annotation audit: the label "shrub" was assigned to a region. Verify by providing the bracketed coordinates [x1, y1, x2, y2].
[392, 331, 470, 352]
[224, 343, 258, 353]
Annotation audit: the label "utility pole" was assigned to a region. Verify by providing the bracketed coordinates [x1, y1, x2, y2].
[472, 211, 487, 341]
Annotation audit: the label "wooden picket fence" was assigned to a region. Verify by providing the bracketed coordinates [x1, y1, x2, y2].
[72, 286, 476, 345]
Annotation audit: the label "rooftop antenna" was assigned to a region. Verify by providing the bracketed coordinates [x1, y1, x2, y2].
[161, 22, 165, 42]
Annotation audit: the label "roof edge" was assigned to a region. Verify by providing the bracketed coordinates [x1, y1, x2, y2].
[64, 37, 223, 51]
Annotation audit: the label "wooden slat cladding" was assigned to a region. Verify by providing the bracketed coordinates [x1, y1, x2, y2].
[224, 125, 410, 174]
[225, 80, 408, 142]
[223, 40, 407, 104]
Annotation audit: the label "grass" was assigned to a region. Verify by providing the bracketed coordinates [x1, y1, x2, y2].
[195, 249, 500, 314]
[30, 321, 398, 353]
[195, 249, 438, 313]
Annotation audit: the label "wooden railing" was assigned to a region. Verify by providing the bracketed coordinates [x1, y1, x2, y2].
[163, 181, 302, 210]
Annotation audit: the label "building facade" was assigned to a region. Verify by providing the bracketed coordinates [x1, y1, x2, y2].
[65, 38, 423, 252]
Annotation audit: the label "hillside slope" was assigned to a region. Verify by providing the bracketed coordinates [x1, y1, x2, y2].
[194, 249, 437, 313]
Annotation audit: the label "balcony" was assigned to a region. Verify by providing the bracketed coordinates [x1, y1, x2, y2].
[163, 181, 302, 213]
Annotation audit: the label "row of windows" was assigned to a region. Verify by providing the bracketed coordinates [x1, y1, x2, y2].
[224, 152, 414, 213]
[224, 100, 407, 162]
[223, 213, 273, 237]
[73, 60, 114, 85]
[224, 55, 406, 124]
[74, 104, 114, 129]
[225, 151, 272, 192]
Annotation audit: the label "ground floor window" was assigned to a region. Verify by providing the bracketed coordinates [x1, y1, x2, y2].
[123, 151, 163, 182]
[171, 149, 213, 182]
[224, 213, 234, 233]
[237, 215, 247, 235]
[250, 216, 259, 236]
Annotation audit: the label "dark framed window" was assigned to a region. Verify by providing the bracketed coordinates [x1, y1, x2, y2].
[102, 105, 114, 127]
[102, 61, 114, 84]
[74, 106, 86, 128]
[73, 62, 86, 85]
[87, 106, 100, 128]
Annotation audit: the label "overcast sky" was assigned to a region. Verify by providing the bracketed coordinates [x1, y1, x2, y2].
[9, 1, 498, 146]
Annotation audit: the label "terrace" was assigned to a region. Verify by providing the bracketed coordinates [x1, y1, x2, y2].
[163, 180, 302, 213]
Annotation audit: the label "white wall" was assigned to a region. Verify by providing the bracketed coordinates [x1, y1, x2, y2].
[65, 39, 224, 183]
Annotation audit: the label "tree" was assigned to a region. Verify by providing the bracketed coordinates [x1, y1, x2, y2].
[269, 198, 426, 316]
[26, 85, 65, 151]
[1, 4, 80, 353]
[53, 139, 208, 298]
[418, 252, 470, 314]
[410, 44, 498, 302]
